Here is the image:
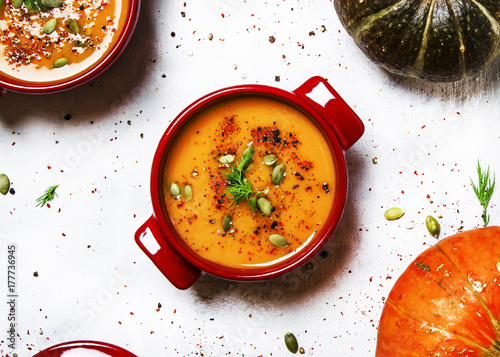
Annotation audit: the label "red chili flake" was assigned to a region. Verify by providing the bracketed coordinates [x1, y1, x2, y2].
[426, 194, 431, 199]
[47, 204, 51, 208]
[401, 190, 404, 194]
[47, 166, 51, 169]
[421, 125, 426, 129]
[62, 233, 66, 237]
[130, 312, 134, 315]
[221, 13, 225, 18]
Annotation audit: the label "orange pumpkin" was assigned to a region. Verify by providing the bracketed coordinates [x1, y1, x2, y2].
[376, 226, 500, 356]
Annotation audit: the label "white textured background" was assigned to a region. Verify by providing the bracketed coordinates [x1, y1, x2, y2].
[1, 0, 500, 356]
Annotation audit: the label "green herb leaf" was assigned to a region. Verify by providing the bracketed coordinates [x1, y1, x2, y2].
[36, 184, 59, 207]
[220, 145, 263, 211]
[470, 160, 495, 226]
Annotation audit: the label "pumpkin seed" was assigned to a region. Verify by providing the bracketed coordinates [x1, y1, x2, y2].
[384, 207, 404, 220]
[42, 18, 57, 35]
[53, 57, 69, 68]
[222, 214, 232, 233]
[271, 164, 286, 185]
[184, 185, 193, 200]
[257, 197, 272, 216]
[269, 234, 289, 247]
[12, 0, 23, 9]
[284, 332, 298, 354]
[66, 19, 80, 33]
[170, 183, 181, 197]
[41, 0, 64, 7]
[0, 174, 10, 195]
[242, 147, 251, 157]
[219, 154, 235, 164]
[263, 154, 277, 166]
[426, 215, 440, 238]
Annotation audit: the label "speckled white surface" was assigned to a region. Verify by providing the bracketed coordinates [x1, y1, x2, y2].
[1, 0, 500, 356]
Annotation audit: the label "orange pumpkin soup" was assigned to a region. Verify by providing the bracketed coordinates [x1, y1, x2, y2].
[163, 96, 337, 269]
[0, 0, 128, 83]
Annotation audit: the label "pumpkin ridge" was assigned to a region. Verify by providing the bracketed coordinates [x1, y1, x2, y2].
[348, 0, 409, 40]
[413, 0, 435, 74]
[435, 237, 500, 349]
[470, 0, 500, 63]
[385, 297, 499, 355]
[444, 0, 467, 77]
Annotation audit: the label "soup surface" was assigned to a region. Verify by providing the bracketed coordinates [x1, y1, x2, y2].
[163, 96, 337, 269]
[0, 0, 127, 83]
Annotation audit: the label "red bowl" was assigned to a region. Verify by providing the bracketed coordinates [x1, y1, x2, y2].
[32, 340, 138, 356]
[135, 76, 364, 289]
[0, 0, 140, 95]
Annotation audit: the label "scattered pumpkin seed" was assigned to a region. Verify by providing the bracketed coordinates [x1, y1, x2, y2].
[53, 57, 69, 68]
[257, 197, 272, 216]
[170, 183, 181, 197]
[269, 234, 289, 247]
[271, 164, 286, 185]
[42, 18, 57, 34]
[12, 0, 24, 9]
[384, 207, 404, 220]
[284, 332, 298, 354]
[219, 154, 235, 164]
[242, 146, 251, 157]
[184, 185, 193, 200]
[41, 0, 64, 8]
[426, 215, 440, 238]
[222, 214, 232, 233]
[66, 19, 80, 33]
[263, 154, 277, 166]
[0, 174, 10, 195]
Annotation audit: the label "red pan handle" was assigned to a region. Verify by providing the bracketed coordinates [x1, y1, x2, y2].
[294, 76, 364, 151]
[135, 215, 202, 290]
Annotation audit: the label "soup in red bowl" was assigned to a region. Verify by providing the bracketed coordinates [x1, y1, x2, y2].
[0, 0, 139, 94]
[135, 76, 364, 289]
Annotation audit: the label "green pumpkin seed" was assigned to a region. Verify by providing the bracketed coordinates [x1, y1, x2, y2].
[170, 183, 181, 197]
[263, 154, 277, 166]
[222, 214, 232, 233]
[242, 147, 251, 157]
[66, 19, 80, 33]
[384, 207, 404, 220]
[42, 18, 57, 35]
[284, 332, 298, 353]
[0, 174, 10, 195]
[257, 197, 272, 216]
[53, 57, 69, 68]
[12, 0, 24, 9]
[184, 185, 193, 200]
[269, 234, 289, 247]
[271, 164, 286, 185]
[41, 0, 64, 7]
[426, 215, 440, 238]
[219, 154, 235, 164]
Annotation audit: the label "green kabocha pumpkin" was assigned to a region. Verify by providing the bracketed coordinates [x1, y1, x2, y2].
[334, 0, 500, 82]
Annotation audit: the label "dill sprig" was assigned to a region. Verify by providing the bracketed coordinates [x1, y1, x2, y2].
[470, 161, 495, 226]
[221, 145, 263, 211]
[25, 0, 44, 13]
[36, 184, 59, 207]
